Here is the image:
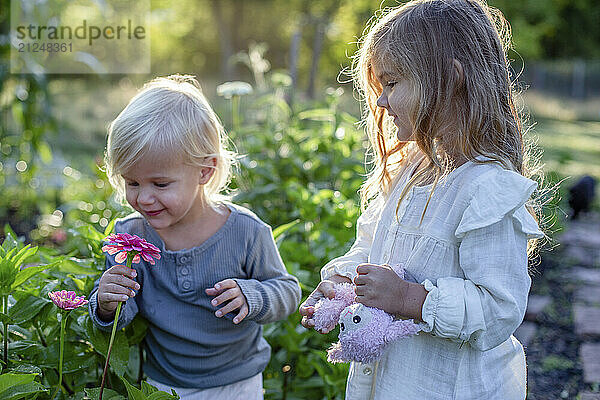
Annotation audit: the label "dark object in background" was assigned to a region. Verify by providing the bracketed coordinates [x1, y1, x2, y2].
[568, 175, 596, 219]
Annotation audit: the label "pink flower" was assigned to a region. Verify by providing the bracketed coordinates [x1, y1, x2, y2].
[102, 233, 161, 265]
[48, 290, 89, 311]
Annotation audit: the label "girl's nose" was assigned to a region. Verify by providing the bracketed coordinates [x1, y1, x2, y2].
[376, 92, 388, 109]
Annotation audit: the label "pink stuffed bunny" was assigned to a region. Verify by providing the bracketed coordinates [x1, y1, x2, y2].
[313, 266, 421, 364]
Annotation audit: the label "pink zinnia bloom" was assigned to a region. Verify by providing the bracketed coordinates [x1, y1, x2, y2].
[48, 290, 89, 311]
[102, 233, 161, 265]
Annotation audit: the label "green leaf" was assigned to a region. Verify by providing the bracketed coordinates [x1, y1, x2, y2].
[8, 364, 42, 375]
[0, 382, 47, 400]
[0, 373, 39, 397]
[8, 294, 52, 325]
[119, 376, 146, 400]
[124, 317, 148, 346]
[272, 219, 300, 240]
[0, 312, 12, 325]
[69, 275, 86, 291]
[2, 232, 20, 253]
[85, 387, 126, 400]
[36, 140, 53, 164]
[83, 315, 130, 376]
[11, 245, 37, 270]
[104, 218, 118, 236]
[147, 391, 180, 400]
[140, 380, 159, 395]
[12, 259, 60, 289]
[297, 108, 334, 122]
[59, 257, 98, 275]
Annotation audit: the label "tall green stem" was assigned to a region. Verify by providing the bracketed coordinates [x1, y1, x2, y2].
[232, 95, 240, 130]
[3, 294, 8, 367]
[99, 253, 134, 400]
[51, 311, 68, 400]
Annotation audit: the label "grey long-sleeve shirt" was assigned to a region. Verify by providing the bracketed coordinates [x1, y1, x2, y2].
[88, 203, 301, 388]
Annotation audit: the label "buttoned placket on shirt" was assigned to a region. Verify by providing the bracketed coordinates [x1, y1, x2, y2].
[177, 254, 193, 291]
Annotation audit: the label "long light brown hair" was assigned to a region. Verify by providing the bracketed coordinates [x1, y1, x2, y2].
[352, 0, 546, 254]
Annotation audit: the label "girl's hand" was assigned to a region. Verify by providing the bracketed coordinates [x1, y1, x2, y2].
[205, 279, 249, 324]
[299, 274, 351, 333]
[354, 263, 427, 320]
[97, 265, 140, 321]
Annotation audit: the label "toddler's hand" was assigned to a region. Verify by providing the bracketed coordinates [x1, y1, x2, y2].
[205, 279, 248, 324]
[97, 265, 139, 321]
[299, 274, 351, 333]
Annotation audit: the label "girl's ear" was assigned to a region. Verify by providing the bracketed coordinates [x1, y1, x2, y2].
[199, 157, 217, 185]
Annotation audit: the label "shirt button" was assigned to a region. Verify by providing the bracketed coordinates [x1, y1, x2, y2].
[180, 256, 190, 263]
[363, 367, 372, 375]
[181, 267, 189, 275]
[182, 281, 191, 290]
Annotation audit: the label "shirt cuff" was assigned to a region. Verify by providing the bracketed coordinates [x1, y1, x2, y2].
[420, 278, 468, 341]
[88, 291, 125, 332]
[235, 279, 268, 321]
[321, 261, 360, 281]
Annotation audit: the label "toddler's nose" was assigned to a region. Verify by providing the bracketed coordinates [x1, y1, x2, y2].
[137, 187, 155, 205]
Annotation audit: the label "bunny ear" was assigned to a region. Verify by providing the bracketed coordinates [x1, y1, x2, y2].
[384, 320, 421, 342]
[327, 342, 349, 364]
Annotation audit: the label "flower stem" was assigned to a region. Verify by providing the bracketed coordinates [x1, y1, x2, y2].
[232, 95, 240, 130]
[99, 253, 134, 400]
[51, 311, 68, 400]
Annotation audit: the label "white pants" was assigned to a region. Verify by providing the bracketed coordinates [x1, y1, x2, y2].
[146, 373, 263, 400]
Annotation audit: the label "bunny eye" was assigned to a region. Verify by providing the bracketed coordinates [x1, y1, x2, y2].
[340, 323, 345, 331]
[353, 315, 361, 324]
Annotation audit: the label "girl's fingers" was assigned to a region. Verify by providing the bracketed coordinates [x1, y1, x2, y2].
[233, 304, 249, 324]
[301, 315, 315, 329]
[298, 304, 314, 317]
[215, 296, 244, 317]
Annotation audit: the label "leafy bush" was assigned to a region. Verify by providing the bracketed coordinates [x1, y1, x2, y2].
[0, 75, 368, 399]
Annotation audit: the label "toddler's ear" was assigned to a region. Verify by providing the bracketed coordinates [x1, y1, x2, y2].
[199, 157, 217, 184]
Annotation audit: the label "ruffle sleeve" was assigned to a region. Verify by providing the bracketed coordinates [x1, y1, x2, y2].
[455, 167, 544, 240]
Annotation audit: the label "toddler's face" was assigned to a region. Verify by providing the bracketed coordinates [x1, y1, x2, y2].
[373, 62, 416, 142]
[121, 154, 203, 232]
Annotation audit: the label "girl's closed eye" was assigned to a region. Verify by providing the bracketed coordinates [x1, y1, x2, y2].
[126, 181, 139, 187]
[154, 182, 171, 188]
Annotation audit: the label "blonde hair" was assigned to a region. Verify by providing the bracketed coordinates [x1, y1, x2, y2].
[352, 0, 545, 255]
[105, 74, 236, 205]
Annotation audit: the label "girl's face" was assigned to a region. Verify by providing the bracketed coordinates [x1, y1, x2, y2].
[373, 62, 416, 142]
[122, 153, 208, 232]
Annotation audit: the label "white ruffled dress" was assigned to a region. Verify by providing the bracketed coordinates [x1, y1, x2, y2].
[321, 144, 543, 400]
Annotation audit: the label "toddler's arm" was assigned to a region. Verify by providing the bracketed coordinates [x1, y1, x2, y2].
[226, 224, 301, 324]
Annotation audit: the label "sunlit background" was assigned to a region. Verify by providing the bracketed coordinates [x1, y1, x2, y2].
[1, 1, 599, 399]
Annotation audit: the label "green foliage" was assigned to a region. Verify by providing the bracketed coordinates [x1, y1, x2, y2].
[540, 355, 575, 373]
[0, 69, 367, 398]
